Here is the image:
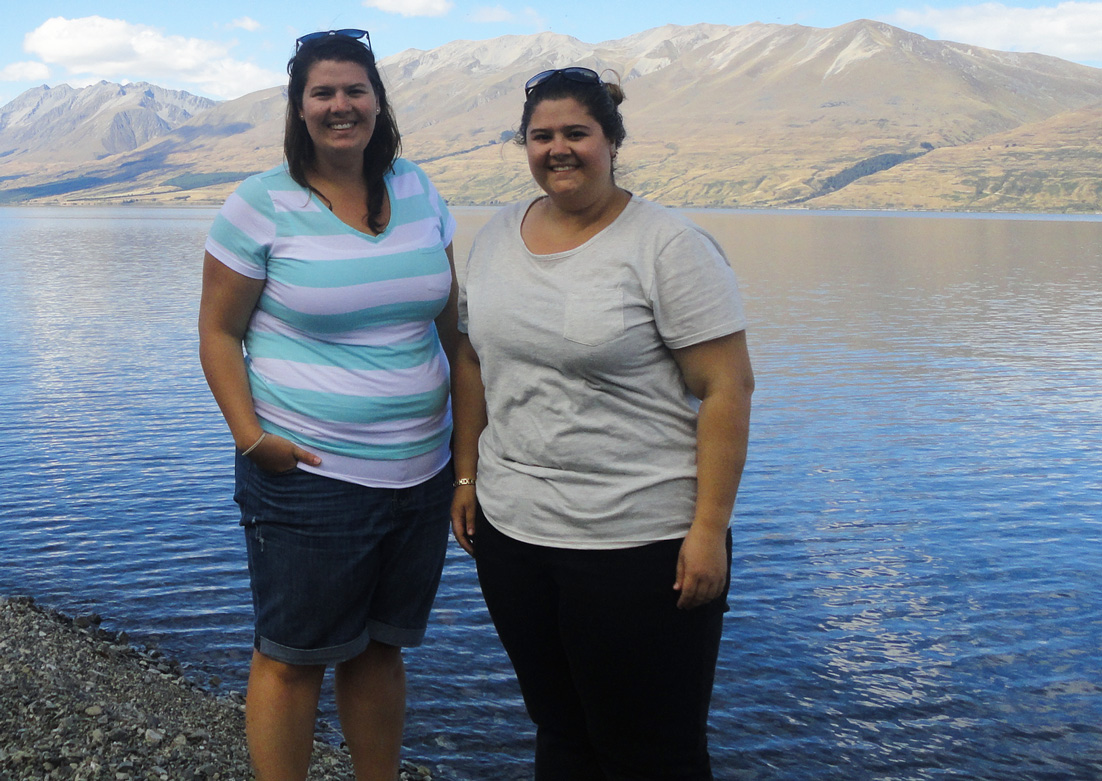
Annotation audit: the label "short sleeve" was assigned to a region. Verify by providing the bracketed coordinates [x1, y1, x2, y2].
[425, 172, 457, 248]
[204, 175, 276, 280]
[651, 225, 746, 350]
[392, 159, 456, 248]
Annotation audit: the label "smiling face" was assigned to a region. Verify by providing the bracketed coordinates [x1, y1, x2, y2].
[300, 59, 378, 161]
[525, 97, 617, 207]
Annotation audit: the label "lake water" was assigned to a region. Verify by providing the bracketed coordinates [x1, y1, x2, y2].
[1, 205, 1100, 780]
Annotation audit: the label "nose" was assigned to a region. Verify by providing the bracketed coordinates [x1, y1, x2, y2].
[549, 133, 570, 156]
[333, 90, 351, 111]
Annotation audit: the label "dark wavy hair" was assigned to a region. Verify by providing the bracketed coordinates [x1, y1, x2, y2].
[284, 35, 401, 233]
[517, 70, 627, 152]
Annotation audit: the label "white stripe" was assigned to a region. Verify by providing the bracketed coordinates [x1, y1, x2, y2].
[275, 232, 377, 261]
[255, 399, 448, 443]
[206, 237, 267, 279]
[390, 170, 425, 199]
[272, 217, 443, 260]
[270, 189, 323, 213]
[263, 269, 452, 315]
[223, 191, 275, 246]
[249, 309, 428, 346]
[251, 355, 447, 397]
[385, 217, 444, 249]
[297, 444, 451, 489]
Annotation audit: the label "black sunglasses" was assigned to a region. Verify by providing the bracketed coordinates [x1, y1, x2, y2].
[296, 29, 372, 52]
[524, 67, 601, 97]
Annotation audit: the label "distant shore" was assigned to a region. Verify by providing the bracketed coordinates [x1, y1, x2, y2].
[0, 596, 435, 780]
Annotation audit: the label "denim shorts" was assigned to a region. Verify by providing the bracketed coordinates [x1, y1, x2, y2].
[233, 454, 453, 665]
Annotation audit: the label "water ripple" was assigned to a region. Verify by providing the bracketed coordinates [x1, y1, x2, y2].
[3, 208, 1102, 779]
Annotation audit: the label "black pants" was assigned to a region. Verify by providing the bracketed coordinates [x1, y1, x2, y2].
[475, 513, 731, 781]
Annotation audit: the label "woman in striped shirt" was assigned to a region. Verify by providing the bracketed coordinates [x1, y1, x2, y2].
[198, 29, 458, 781]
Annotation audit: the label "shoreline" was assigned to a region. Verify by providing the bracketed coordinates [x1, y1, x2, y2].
[0, 596, 435, 780]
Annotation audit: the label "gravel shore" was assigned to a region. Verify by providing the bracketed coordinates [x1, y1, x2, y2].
[0, 596, 435, 781]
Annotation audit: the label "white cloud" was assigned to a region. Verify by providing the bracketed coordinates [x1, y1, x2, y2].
[363, 0, 454, 17]
[470, 5, 547, 28]
[21, 16, 284, 98]
[472, 6, 516, 22]
[521, 7, 549, 29]
[230, 17, 262, 32]
[0, 61, 50, 82]
[890, 2, 1102, 63]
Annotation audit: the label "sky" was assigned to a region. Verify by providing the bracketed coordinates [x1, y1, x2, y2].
[4, 1, 1102, 106]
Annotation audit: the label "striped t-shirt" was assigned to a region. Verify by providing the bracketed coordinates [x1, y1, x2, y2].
[205, 159, 457, 488]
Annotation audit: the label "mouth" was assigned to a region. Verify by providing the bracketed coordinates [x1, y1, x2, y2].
[549, 163, 578, 172]
[329, 121, 355, 130]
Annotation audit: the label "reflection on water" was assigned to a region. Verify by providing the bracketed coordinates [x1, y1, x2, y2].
[1, 206, 1101, 780]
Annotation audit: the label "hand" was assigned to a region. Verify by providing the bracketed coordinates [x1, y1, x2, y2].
[244, 433, 321, 474]
[673, 524, 728, 610]
[450, 485, 478, 556]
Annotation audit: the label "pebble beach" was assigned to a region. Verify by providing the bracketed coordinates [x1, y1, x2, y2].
[0, 596, 436, 781]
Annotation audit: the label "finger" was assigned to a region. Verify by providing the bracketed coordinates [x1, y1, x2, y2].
[455, 531, 475, 556]
[292, 446, 322, 467]
[680, 578, 722, 610]
[675, 565, 696, 609]
[462, 504, 477, 555]
[677, 577, 700, 609]
[450, 507, 476, 556]
[458, 500, 473, 534]
[673, 553, 687, 592]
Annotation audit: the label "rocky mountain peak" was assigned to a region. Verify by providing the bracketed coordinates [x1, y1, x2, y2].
[1, 21, 1101, 212]
[0, 81, 218, 163]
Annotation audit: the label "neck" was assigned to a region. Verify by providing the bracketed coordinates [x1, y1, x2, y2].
[309, 150, 366, 187]
[544, 183, 628, 227]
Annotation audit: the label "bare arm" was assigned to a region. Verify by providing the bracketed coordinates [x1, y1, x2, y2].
[449, 332, 487, 555]
[670, 330, 754, 609]
[434, 244, 460, 370]
[197, 251, 320, 472]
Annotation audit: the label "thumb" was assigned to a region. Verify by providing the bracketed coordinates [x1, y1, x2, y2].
[673, 551, 686, 592]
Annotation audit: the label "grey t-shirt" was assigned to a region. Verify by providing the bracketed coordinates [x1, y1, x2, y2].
[458, 195, 746, 549]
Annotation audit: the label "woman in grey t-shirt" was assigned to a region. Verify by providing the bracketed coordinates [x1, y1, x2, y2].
[451, 67, 755, 780]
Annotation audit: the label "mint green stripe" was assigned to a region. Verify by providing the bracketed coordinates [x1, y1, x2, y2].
[270, 249, 448, 289]
[252, 382, 449, 424]
[258, 296, 447, 334]
[245, 329, 439, 370]
[262, 419, 452, 460]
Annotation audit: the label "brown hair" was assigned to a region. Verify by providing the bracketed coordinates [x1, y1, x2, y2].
[517, 70, 626, 150]
[284, 35, 401, 233]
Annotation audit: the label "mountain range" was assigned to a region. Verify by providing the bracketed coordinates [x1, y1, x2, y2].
[2, 20, 1101, 212]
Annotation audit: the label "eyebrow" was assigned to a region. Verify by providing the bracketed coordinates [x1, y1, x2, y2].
[308, 80, 371, 92]
[528, 123, 593, 133]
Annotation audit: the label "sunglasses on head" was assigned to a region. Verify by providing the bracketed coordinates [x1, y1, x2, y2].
[295, 29, 372, 52]
[524, 67, 601, 97]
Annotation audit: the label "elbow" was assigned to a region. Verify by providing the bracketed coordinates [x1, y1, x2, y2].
[196, 315, 219, 360]
[741, 368, 756, 400]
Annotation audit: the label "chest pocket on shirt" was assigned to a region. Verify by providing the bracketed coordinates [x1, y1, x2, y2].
[563, 288, 625, 346]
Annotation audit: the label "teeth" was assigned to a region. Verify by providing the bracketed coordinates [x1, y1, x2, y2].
[331, 122, 353, 129]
